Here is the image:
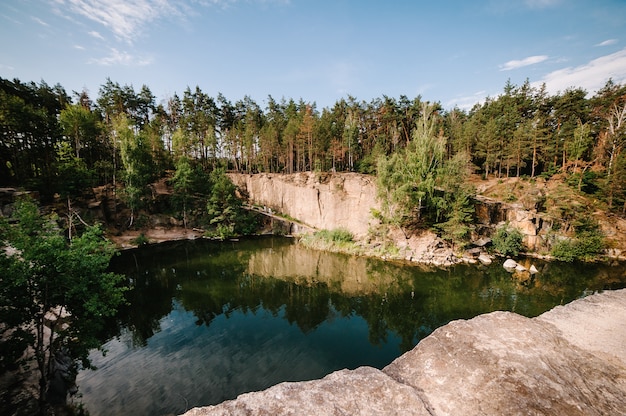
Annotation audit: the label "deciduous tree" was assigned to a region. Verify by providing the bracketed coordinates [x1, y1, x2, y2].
[0, 199, 126, 413]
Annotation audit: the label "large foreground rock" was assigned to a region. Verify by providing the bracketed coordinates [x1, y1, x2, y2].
[183, 289, 626, 415]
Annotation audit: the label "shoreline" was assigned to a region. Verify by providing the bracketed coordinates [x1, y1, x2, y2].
[106, 226, 626, 267]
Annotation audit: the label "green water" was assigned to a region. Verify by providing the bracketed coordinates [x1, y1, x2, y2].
[75, 236, 626, 415]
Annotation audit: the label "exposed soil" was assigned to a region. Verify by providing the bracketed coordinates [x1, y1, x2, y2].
[107, 226, 205, 249]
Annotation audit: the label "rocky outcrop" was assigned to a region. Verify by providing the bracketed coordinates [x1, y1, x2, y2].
[182, 289, 626, 416]
[229, 173, 626, 262]
[474, 195, 551, 252]
[228, 172, 380, 238]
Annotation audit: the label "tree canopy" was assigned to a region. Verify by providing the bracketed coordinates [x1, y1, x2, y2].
[2, 75, 626, 223]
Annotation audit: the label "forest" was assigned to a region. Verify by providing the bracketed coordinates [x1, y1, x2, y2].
[2, 76, 626, 228]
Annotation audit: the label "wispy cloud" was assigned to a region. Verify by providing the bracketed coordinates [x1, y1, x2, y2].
[500, 55, 548, 71]
[32, 16, 49, 27]
[73, 44, 85, 50]
[88, 30, 105, 40]
[57, 0, 187, 43]
[596, 39, 618, 47]
[447, 90, 488, 111]
[55, 0, 288, 43]
[88, 48, 153, 66]
[533, 48, 626, 95]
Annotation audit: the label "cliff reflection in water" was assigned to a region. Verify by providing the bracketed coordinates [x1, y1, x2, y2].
[76, 237, 626, 416]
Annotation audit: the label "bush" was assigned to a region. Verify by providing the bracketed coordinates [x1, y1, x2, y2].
[550, 239, 577, 262]
[131, 233, 150, 246]
[317, 228, 354, 243]
[551, 231, 605, 262]
[492, 224, 523, 257]
[299, 228, 356, 252]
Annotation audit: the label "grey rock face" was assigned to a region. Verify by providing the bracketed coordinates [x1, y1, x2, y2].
[183, 289, 626, 416]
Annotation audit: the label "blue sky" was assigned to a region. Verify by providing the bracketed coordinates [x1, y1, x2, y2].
[1, 0, 625, 110]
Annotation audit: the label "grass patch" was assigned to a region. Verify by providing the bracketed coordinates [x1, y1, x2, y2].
[299, 228, 357, 252]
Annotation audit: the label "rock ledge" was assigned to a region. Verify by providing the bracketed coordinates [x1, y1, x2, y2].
[183, 289, 626, 416]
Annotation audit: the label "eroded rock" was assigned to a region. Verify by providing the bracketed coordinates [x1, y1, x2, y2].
[184, 367, 431, 416]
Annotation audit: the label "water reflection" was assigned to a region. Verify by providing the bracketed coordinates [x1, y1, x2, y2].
[76, 237, 626, 416]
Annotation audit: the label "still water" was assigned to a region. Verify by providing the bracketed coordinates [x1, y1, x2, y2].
[76, 236, 626, 415]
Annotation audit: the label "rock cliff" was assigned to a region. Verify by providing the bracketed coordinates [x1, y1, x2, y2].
[230, 172, 626, 261]
[182, 289, 626, 416]
[229, 172, 380, 238]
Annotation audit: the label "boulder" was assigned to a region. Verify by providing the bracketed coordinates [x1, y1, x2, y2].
[503, 258, 518, 270]
[183, 367, 431, 416]
[183, 289, 626, 416]
[478, 253, 493, 265]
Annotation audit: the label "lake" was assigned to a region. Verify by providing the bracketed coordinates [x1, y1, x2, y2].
[75, 236, 626, 415]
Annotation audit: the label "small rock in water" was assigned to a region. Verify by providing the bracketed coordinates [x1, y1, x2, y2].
[503, 258, 518, 271]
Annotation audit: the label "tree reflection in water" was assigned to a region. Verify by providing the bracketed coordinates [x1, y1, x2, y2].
[77, 236, 626, 415]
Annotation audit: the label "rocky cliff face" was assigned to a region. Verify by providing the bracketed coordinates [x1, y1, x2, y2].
[183, 289, 626, 416]
[229, 172, 380, 238]
[230, 172, 626, 260]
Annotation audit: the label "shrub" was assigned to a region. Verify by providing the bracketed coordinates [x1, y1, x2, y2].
[550, 239, 577, 262]
[551, 230, 605, 262]
[132, 233, 150, 246]
[492, 224, 523, 257]
[317, 228, 354, 243]
[299, 228, 356, 252]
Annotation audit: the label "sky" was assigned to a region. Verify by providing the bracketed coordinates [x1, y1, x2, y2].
[1, 0, 626, 111]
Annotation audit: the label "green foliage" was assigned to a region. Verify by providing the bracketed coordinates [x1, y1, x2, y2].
[316, 228, 354, 243]
[115, 115, 156, 226]
[132, 233, 150, 246]
[551, 224, 606, 262]
[377, 104, 475, 247]
[0, 199, 126, 409]
[205, 168, 256, 237]
[377, 102, 447, 226]
[55, 141, 95, 199]
[566, 170, 601, 194]
[171, 155, 194, 227]
[492, 224, 524, 257]
[299, 228, 356, 253]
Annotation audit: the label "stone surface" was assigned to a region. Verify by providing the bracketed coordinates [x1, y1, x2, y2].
[537, 289, 626, 367]
[384, 311, 626, 416]
[503, 258, 518, 270]
[478, 253, 493, 265]
[229, 172, 380, 238]
[183, 289, 626, 416]
[184, 367, 431, 416]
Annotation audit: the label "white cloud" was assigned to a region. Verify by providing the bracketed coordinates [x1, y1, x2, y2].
[596, 39, 618, 47]
[446, 90, 488, 111]
[55, 0, 288, 43]
[73, 44, 85, 50]
[57, 0, 186, 43]
[500, 55, 548, 71]
[88, 48, 153, 66]
[32, 16, 50, 27]
[88, 30, 105, 40]
[532, 48, 626, 95]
